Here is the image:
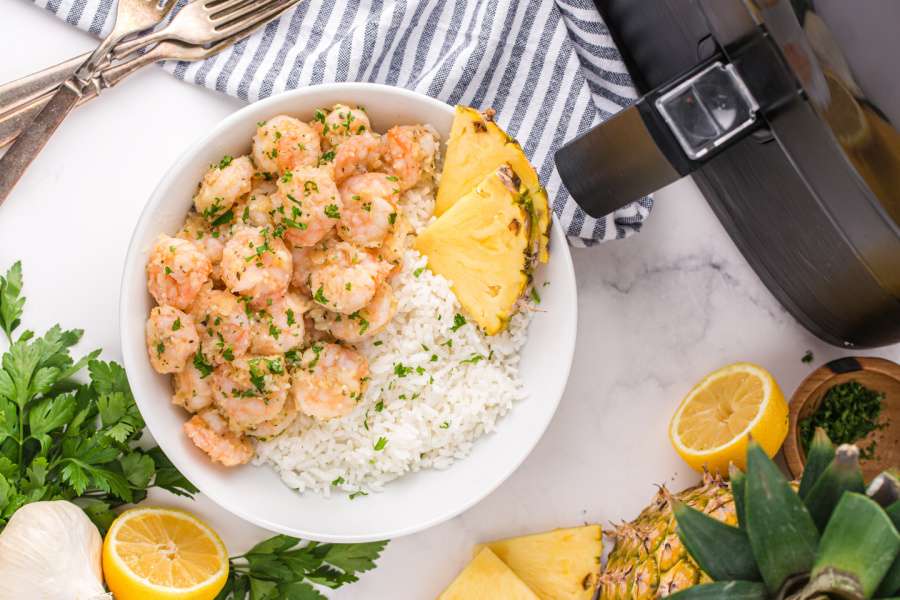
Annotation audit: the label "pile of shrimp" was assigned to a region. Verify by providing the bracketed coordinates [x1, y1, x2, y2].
[144, 104, 439, 467]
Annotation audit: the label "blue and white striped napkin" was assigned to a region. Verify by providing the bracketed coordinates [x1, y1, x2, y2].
[32, 0, 653, 245]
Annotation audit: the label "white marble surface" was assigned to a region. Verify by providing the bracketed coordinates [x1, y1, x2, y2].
[1, 2, 898, 597]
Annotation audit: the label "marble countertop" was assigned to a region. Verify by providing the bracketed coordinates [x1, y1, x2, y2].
[1, 2, 898, 597]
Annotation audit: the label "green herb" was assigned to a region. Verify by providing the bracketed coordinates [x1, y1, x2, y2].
[324, 204, 341, 219]
[375, 399, 384, 412]
[304, 180, 319, 195]
[393, 363, 413, 378]
[415, 366, 425, 375]
[222, 347, 235, 362]
[450, 313, 466, 332]
[799, 380, 886, 460]
[211, 209, 234, 228]
[155, 341, 165, 356]
[331, 476, 345, 486]
[248, 359, 266, 393]
[268, 323, 280, 340]
[349, 490, 368, 500]
[374, 437, 388, 451]
[373, 340, 383, 346]
[217, 155, 234, 169]
[385, 175, 399, 182]
[430, 354, 438, 362]
[460, 353, 485, 365]
[319, 150, 336, 164]
[172, 318, 182, 332]
[802, 350, 814, 364]
[388, 212, 397, 225]
[193, 349, 214, 378]
[286, 309, 296, 327]
[413, 267, 424, 278]
[0, 262, 196, 533]
[164, 266, 173, 276]
[440, 422, 450, 429]
[216, 535, 386, 598]
[530, 287, 541, 304]
[280, 171, 293, 183]
[314, 109, 326, 124]
[313, 286, 329, 305]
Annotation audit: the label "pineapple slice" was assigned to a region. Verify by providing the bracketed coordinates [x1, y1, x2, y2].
[437, 106, 551, 264]
[476, 525, 603, 600]
[439, 547, 539, 600]
[415, 164, 531, 335]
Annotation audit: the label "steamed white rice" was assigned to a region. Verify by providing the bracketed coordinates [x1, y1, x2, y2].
[253, 247, 532, 496]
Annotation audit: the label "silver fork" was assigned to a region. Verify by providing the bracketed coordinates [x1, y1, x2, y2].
[0, 0, 179, 204]
[0, 0, 297, 116]
[0, 0, 300, 148]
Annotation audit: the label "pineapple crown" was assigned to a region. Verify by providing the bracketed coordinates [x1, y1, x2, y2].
[668, 429, 900, 600]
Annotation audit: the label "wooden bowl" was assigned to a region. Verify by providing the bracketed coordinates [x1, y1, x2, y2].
[784, 356, 900, 482]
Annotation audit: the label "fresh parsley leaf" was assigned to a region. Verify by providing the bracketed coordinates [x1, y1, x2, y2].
[324, 204, 340, 219]
[0, 261, 25, 343]
[450, 313, 466, 332]
[373, 437, 387, 451]
[313, 286, 328, 305]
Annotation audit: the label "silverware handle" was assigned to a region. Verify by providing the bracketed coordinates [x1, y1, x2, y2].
[0, 48, 164, 149]
[0, 53, 87, 115]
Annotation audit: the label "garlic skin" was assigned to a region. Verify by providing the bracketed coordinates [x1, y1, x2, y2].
[0, 500, 111, 600]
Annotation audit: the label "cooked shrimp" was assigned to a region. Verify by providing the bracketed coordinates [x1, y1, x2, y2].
[183, 409, 254, 466]
[250, 292, 308, 355]
[290, 243, 317, 296]
[193, 155, 254, 219]
[178, 212, 227, 268]
[212, 355, 291, 432]
[146, 234, 212, 311]
[247, 395, 299, 439]
[192, 287, 252, 365]
[172, 360, 213, 413]
[291, 343, 369, 420]
[307, 239, 392, 314]
[371, 211, 411, 273]
[313, 282, 396, 343]
[337, 173, 400, 248]
[252, 115, 320, 174]
[382, 125, 438, 191]
[333, 132, 384, 184]
[314, 104, 372, 148]
[145, 306, 199, 374]
[233, 191, 276, 229]
[220, 226, 292, 308]
[271, 165, 341, 247]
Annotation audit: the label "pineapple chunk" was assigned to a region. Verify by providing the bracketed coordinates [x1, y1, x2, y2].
[476, 525, 603, 600]
[436, 106, 551, 263]
[415, 165, 530, 335]
[439, 547, 539, 600]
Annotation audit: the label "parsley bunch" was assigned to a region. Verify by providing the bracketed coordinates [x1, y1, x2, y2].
[216, 536, 387, 599]
[0, 262, 196, 533]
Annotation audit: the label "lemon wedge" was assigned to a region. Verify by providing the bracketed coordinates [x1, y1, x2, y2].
[669, 362, 788, 475]
[102, 507, 229, 600]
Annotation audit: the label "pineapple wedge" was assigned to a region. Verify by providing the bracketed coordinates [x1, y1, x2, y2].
[476, 525, 603, 600]
[439, 547, 539, 600]
[436, 106, 551, 264]
[415, 164, 531, 335]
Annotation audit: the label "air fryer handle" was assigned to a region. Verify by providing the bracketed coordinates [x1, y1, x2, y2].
[555, 58, 762, 218]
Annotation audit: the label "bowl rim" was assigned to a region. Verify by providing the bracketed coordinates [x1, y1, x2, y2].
[119, 82, 578, 541]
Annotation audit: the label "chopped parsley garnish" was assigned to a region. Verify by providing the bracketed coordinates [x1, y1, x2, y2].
[415, 366, 425, 375]
[319, 150, 336, 164]
[802, 350, 814, 364]
[374, 437, 388, 451]
[530, 286, 541, 304]
[222, 346, 234, 362]
[314, 109, 327, 124]
[385, 175, 399, 182]
[155, 341, 165, 356]
[256, 120, 267, 127]
[373, 340, 383, 346]
[193, 350, 214, 378]
[242, 205, 250, 223]
[375, 399, 384, 412]
[413, 267, 424, 278]
[324, 204, 341, 219]
[331, 476, 345, 486]
[281, 171, 293, 183]
[388, 212, 397, 225]
[349, 490, 368, 500]
[248, 360, 267, 392]
[266, 358, 284, 374]
[304, 180, 319, 195]
[217, 155, 234, 169]
[164, 266, 173, 275]
[440, 421, 450, 429]
[268, 323, 281, 339]
[286, 308, 296, 326]
[799, 380, 886, 459]
[393, 363, 413, 378]
[430, 354, 438, 362]
[450, 313, 467, 332]
[461, 353, 484, 365]
[172, 318, 182, 331]
[345, 282, 352, 291]
[313, 285, 329, 305]
[211, 209, 234, 228]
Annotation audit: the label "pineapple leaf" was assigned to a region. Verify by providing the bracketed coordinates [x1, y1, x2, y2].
[730, 464, 747, 529]
[673, 500, 761, 582]
[804, 445, 866, 532]
[745, 441, 819, 593]
[667, 581, 768, 600]
[811, 493, 900, 599]
[799, 428, 835, 500]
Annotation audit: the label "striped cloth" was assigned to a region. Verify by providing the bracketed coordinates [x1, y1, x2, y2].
[32, 0, 653, 244]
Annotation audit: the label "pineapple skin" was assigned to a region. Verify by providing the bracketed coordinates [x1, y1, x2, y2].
[600, 473, 736, 600]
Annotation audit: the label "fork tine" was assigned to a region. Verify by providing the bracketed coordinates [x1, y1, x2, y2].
[199, 3, 294, 58]
[205, 0, 253, 15]
[215, 0, 298, 33]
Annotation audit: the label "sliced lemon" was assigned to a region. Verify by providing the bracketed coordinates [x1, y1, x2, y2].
[102, 507, 229, 600]
[669, 362, 788, 475]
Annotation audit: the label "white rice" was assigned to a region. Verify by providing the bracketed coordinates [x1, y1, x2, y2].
[253, 248, 532, 496]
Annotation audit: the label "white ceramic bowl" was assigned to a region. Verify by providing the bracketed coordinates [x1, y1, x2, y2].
[121, 83, 577, 542]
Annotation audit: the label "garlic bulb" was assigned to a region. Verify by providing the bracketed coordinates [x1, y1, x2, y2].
[0, 500, 111, 600]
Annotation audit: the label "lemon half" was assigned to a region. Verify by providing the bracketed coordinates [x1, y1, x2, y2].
[669, 362, 789, 475]
[102, 507, 229, 600]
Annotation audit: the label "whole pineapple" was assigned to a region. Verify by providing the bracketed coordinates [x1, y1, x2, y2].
[600, 473, 736, 599]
